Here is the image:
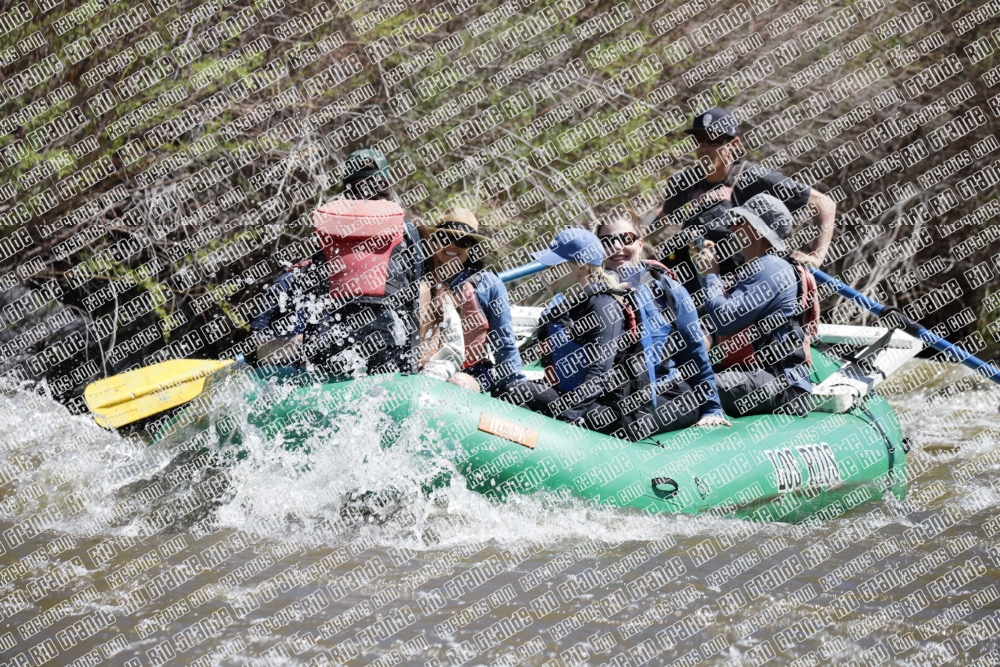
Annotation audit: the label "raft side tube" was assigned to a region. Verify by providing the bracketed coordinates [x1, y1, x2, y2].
[154, 347, 907, 522]
[250, 370, 905, 522]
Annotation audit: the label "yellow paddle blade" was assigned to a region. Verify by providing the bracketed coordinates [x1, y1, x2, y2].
[89, 376, 211, 429]
[84, 359, 234, 428]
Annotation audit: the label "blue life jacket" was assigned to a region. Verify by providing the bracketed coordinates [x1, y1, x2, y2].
[620, 262, 681, 404]
[632, 284, 664, 406]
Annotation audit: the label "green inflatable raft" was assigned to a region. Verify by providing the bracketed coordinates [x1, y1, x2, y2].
[153, 346, 908, 523]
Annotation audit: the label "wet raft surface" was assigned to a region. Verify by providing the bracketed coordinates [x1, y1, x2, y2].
[0, 359, 998, 666]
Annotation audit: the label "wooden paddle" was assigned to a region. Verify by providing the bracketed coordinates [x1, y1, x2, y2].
[84, 359, 235, 428]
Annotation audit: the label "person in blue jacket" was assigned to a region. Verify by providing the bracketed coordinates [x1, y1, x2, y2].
[692, 193, 813, 417]
[424, 208, 524, 394]
[500, 229, 699, 441]
[596, 211, 730, 427]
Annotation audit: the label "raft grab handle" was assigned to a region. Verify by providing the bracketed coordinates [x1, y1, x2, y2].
[651, 477, 679, 499]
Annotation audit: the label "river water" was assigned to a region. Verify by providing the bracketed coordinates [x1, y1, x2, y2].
[1, 359, 999, 667]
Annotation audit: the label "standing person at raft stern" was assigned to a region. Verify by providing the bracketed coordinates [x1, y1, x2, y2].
[500, 230, 699, 441]
[657, 107, 837, 297]
[423, 208, 524, 394]
[692, 194, 815, 417]
[597, 211, 729, 427]
[302, 148, 425, 376]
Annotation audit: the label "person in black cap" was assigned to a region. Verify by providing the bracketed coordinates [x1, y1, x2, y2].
[691, 194, 814, 417]
[656, 107, 837, 299]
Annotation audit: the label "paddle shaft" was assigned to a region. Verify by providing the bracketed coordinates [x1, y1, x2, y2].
[812, 268, 1000, 385]
[497, 261, 547, 284]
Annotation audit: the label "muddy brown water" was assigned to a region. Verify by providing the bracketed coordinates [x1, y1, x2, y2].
[1, 359, 999, 667]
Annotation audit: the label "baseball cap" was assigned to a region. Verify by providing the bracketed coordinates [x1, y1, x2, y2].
[531, 229, 605, 267]
[685, 107, 740, 139]
[730, 193, 793, 253]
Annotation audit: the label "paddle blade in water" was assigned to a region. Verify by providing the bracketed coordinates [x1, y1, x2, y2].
[84, 359, 234, 428]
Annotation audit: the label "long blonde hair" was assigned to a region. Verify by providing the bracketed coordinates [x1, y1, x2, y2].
[584, 263, 622, 291]
[558, 261, 622, 303]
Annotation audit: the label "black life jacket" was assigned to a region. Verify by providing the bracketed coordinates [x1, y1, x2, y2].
[633, 261, 679, 396]
[536, 283, 653, 420]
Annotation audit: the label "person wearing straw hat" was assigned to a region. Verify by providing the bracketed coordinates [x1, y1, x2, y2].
[691, 194, 813, 417]
[415, 245, 467, 386]
[422, 208, 524, 394]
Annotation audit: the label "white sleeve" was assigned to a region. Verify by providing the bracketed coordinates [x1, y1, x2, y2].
[420, 298, 465, 380]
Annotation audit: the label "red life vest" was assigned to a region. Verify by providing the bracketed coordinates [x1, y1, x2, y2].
[797, 265, 821, 364]
[718, 262, 820, 368]
[453, 276, 490, 368]
[313, 199, 409, 301]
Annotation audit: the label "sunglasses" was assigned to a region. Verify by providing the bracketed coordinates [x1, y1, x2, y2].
[599, 232, 640, 251]
[433, 231, 477, 249]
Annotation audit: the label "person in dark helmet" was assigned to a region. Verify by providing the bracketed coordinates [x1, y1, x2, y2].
[251, 148, 425, 376]
[692, 194, 815, 417]
[340, 148, 394, 200]
[657, 107, 837, 298]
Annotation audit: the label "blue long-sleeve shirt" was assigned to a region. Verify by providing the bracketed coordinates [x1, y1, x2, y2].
[450, 268, 524, 390]
[702, 254, 812, 393]
[621, 265, 724, 419]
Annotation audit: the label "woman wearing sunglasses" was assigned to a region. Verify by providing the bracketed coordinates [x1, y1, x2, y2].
[422, 208, 524, 394]
[597, 211, 730, 428]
